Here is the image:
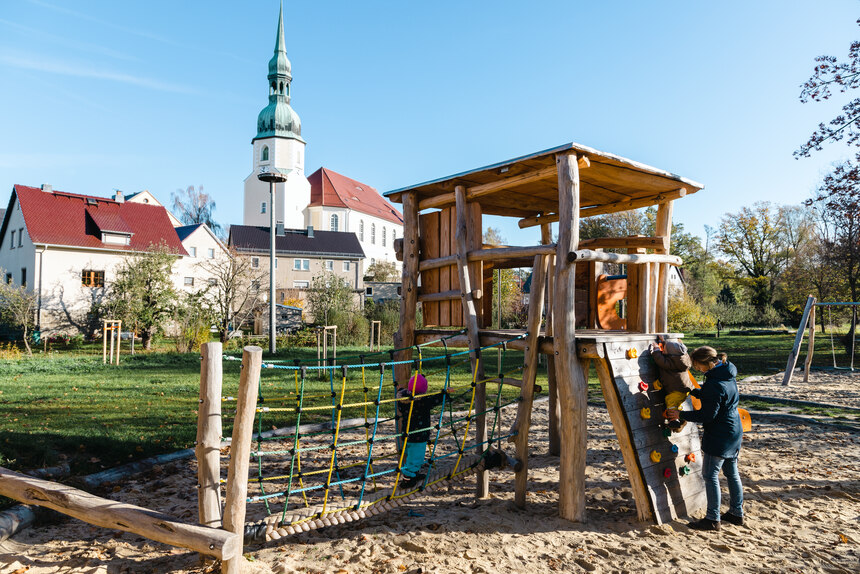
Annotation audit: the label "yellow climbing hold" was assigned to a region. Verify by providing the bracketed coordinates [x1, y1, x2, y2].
[640, 407, 651, 419]
[650, 450, 661, 463]
[653, 380, 663, 391]
[626, 347, 638, 359]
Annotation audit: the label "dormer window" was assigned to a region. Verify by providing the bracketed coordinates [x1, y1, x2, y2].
[261, 146, 269, 162]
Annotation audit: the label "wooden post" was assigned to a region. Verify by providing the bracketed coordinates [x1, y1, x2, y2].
[638, 262, 651, 334]
[197, 342, 223, 532]
[783, 296, 816, 386]
[541, 224, 561, 456]
[655, 201, 674, 332]
[394, 192, 419, 386]
[804, 305, 816, 383]
[109, 323, 115, 364]
[454, 185, 489, 498]
[514, 253, 549, 507]
[222, 346, 262, 574]
[0, 466, 240, 560]
[103, 321, 107, 364]
[553, 152, 588, 522]
[116, 320, 121, 365]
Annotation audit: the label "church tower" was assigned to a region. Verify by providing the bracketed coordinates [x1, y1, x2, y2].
[243, 2, 310, 229]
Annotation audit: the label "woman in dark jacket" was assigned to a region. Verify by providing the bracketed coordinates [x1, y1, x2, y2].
[667, 346, 744, 531]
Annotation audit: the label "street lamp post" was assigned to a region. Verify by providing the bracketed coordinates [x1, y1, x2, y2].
[257, 166, 288, 354]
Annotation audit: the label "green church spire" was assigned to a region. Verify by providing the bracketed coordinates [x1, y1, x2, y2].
[255, 1, 303, 142]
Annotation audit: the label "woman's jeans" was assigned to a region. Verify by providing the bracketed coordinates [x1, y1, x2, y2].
[702, 451, 744, 521]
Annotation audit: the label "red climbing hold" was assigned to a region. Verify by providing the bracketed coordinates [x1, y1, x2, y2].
[663, 467, 672, 479]
[638, 381, 649, 392]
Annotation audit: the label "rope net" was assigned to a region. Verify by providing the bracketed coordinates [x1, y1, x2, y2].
[224, 334, 529, 541]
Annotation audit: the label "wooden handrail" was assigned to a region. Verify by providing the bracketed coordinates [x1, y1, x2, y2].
[418, 288, 482, 303]
[418, 244, 557, 272]
[566, 249, 682, 266]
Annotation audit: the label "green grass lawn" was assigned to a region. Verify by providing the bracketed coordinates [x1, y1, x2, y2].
[0, 330, 837, 481]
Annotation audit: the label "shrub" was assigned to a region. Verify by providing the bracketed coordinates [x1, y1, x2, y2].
[668, 293, 716, 332]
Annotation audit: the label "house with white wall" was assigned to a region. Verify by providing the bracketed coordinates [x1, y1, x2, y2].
[0, 185, 227, 335]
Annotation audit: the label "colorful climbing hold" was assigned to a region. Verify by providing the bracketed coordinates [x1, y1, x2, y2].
[679, 465, 691, 476]
[640, 407, 651, 419]
[685, 453, 696, 463]
[670, 444, 679, 454]
[662, 427, 672, 437]
[653, 380, 663, 391]
[650, 450, 661, 463]
[626, 348, 638, 359]
[638, 381, 649, 392]
[663, 467, 672, 479]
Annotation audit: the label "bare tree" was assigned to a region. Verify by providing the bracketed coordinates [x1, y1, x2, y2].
[0, 269, 37, 355]
[197, 247, 267, 342]
[171, 185, 222, 237]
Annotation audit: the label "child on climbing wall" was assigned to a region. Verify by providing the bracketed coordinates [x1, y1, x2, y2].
[667, 346, 744, 532]
[648, 336, 694, 431]
[396, 373, 448, 490]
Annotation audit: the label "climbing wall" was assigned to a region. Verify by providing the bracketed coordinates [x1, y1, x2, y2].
[593, 337, 707, 524]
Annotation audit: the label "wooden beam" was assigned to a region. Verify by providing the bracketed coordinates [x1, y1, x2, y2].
[579, 236, 669, 251]
[413, 332, 555, 355]
[783, 296, 816, 386]
[197, 342, 223, 533]
[567, 250, 682, 266]
[804, 304, 816, 383]
[654, 201, 674, 332]
[0, 467, 241, 560]
[419, 244, 557, 272]
[418, 288, 481, 303]
[394, 192, 420, 385]
[553, 151, 588, 522]
[514, 253, 550, 507]
[517, 188, 687, 229]
[541, 224, 561, 457]
[222, 346, 262, 574]
[418, 158, 590, 212]
[454, 185, 488, 498]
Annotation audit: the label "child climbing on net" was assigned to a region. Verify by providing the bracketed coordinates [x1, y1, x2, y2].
[648, 336, 694, 432]
[396, 373, 447, 490]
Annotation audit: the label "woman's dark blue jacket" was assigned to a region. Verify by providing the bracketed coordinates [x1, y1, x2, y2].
[679, 361, 743, 458]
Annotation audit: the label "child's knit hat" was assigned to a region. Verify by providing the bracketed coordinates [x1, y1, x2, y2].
[408, 373, 428, 395]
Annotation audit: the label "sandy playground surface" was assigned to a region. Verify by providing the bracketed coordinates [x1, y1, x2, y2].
[1, 373, 859, 574]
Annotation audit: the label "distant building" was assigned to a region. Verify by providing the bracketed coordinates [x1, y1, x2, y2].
[0, 184, 228, 335]
[364, 281, 401, 304]
[242, 5, 402, 271]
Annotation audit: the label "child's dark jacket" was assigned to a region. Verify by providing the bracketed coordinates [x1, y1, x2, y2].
[396, 388, 446, 443]
[680, 362, 743, 458]
[650, 341, 694, 394]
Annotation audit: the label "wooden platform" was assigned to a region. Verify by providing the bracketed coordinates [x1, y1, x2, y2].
[579, 335, 706, 524]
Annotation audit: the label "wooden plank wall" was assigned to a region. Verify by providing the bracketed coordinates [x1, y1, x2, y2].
[419, 205, 483, 327]
[597, 337, 707, 524]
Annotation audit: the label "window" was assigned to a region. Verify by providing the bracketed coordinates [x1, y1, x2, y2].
[184, 277, 194, 287]
[20, 268, 26, 288]
[365, 286, 373, 296]
[81, 270, 105, 288]
[274, 258, 278, 268]
[207, 248, 215, 259]
[208, 278, 216, 286]
[294, 258, 309, 271]
[371, 223, 376, 245]
[261, 145, 269, 162]
[330, 214, 339, 232]
[10, 230, 15, 249]
[189, 247, 197, 257]
[370, 258, 375, 266]
[359, 220, 364, 241]
[5, 273, 11, 284]
[382, 227, 386, 247]
[293, 280, 309, 289]
[17, 228, 23, 247]
[261, 202, 267, 214]
[325, 260, 334, 271]
[252, 257, 260, 269]
[343, 261, 351, 272]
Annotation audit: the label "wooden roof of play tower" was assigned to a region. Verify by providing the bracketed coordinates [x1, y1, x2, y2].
[385, 142, 704, 221]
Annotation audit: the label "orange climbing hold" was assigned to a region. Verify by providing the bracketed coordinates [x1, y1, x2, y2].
[685, 453, 696, 463]
[650, 450, 661, 463]
[640, 407, 651, 419]
[653, 380, 663, 391]
[626, 347, 638, 359]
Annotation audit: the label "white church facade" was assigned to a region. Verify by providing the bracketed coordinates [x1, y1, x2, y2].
[241, 4, 402, 272]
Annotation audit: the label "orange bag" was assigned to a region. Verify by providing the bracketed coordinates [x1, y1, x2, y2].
[686, 371, 751, 432]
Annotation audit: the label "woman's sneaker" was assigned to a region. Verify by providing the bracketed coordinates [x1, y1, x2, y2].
[721, 512, 744, 526]
[688, 518, 721, 531]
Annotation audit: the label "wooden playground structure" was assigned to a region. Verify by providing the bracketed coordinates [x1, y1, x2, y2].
[102, 319, 122, 365]
[386, 142, 705, 522]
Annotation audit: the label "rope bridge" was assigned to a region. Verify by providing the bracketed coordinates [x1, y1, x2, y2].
[223, 334, 529, 543]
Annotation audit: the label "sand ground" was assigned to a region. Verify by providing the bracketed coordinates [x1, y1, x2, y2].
[1, 372, 859, 574]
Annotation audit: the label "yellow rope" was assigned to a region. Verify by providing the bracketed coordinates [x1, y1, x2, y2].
[318, 370, 348, 516]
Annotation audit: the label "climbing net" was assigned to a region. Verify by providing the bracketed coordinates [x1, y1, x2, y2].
[224, 333, 529, 542]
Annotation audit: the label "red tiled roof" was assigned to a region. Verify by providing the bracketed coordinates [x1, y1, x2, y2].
[308, 168, 403, 226]
[7, 185, 187, 255]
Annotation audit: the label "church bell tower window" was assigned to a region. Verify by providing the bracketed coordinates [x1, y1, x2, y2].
[261, 146, 269, 162]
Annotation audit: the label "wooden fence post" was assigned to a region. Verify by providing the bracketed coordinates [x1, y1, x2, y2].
[197, 342, 223, 533]
[222, 346, 262, 574]
[804, 305, 816, 383]
[783, 296, 816, 386]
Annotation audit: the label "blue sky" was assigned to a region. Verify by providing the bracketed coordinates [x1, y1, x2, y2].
[1, 0, 858, 245]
